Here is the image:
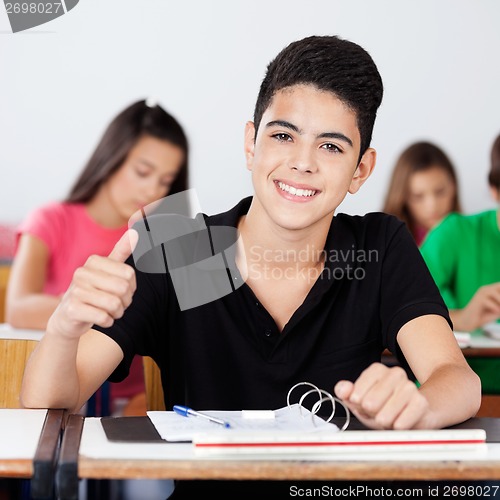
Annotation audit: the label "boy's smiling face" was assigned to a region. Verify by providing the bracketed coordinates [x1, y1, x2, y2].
[244, 84, 376, 233]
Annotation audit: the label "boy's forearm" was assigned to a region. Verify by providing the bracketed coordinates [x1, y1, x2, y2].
[417, 363, 481, 429]
[21, 329, 82, 411]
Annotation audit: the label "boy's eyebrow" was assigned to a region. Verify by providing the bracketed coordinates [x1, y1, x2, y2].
[317, 132, 353, 148]
[266, 120, 301, 133]
[265, 120, 353, 148]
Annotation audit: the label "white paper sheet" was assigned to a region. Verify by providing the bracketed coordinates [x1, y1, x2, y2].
[147, 404, 339, 442]
[0, 323, 44, 341]
[481, 322, 500, 341]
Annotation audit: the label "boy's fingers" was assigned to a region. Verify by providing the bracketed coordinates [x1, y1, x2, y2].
[334, 380, 354, 400]
[108, 229, 138, 263]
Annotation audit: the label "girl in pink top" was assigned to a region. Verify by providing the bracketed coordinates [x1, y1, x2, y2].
[7, 99, 189, 415]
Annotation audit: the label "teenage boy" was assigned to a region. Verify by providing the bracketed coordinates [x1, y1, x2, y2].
[22, 35, 480, 497]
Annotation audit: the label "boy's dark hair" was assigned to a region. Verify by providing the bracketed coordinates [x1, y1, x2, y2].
[253, 35, 384, 162]
[489, 133, 500, 189]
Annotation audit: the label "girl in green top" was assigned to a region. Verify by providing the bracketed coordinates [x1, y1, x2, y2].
[420, 134, 500, 393]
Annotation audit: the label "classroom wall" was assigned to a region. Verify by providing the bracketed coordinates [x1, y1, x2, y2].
[1, 0, 499, 225]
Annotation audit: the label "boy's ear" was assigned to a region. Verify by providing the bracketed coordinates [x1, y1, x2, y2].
[244, 121, 256, 171]
[348, 148, 377, 194]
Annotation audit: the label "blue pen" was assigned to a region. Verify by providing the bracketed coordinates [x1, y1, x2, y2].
[173, 405, 231, 428]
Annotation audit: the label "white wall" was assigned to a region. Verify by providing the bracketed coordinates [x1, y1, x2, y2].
[1, 0, 499, 225]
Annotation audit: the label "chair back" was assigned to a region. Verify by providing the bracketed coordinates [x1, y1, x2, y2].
[143, 356, 165, 411]
[0, 337, 38, 408]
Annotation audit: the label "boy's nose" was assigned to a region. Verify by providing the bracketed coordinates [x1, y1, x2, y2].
[290, 146, 317, 173]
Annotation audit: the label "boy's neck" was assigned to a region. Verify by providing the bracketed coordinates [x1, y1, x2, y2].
[238, 200, 333, 271]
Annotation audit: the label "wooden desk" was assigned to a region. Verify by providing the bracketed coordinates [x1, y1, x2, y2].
[462, 331, 500, 357]
[0, 409, 64, 499]
[56, 414, 500, 499]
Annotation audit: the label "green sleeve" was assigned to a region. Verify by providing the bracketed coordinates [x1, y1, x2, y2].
[420, 214, 460, 309]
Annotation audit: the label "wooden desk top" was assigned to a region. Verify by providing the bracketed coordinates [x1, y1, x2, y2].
[0, 409, 47, 478]
[462, 330, 500, 357]
[76, 456, 500, 481]
[0, 409, 64, 499]
[0, 458, 32, 479]
[462, 347, 500, 358]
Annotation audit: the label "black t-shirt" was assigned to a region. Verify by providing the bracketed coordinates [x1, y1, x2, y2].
[96, 196, 450, 410]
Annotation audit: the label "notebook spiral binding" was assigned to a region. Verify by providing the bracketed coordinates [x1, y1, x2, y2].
[286, 382, 351, 432]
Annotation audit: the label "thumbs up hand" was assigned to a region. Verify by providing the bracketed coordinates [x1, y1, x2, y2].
[47, 229, 139, 340]
[108, 228, 139, 263]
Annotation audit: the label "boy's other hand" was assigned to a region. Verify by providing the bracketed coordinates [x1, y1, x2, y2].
[334, 363, 429, 430]
[47, 229, 138, 340]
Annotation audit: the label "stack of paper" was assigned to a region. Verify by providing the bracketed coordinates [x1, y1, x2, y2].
[454, 331, 471, 348]
[147, 404, 486, 457]
[192, 428, 487, 456]
[483, 322, 500, 340]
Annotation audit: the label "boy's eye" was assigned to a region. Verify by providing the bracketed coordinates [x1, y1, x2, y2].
[272, 133, 292, 142]
[321, 143, 342, 153]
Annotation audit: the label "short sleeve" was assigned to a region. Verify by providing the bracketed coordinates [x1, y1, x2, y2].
[16, 202, 64, 255]
[380, 219, 452, 357]
[420, 214, 460, 309]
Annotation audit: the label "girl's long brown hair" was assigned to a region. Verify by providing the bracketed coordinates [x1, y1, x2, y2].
[489, 133, 500, 190]
[66, 99, 189, 203]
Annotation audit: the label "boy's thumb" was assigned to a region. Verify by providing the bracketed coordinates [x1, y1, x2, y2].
[108, 229, 138, 263]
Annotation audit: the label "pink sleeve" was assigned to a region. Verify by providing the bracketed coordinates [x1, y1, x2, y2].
[16, 202, 64, 255]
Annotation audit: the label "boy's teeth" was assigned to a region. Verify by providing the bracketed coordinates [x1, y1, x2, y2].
[278, 181, 316, 197]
